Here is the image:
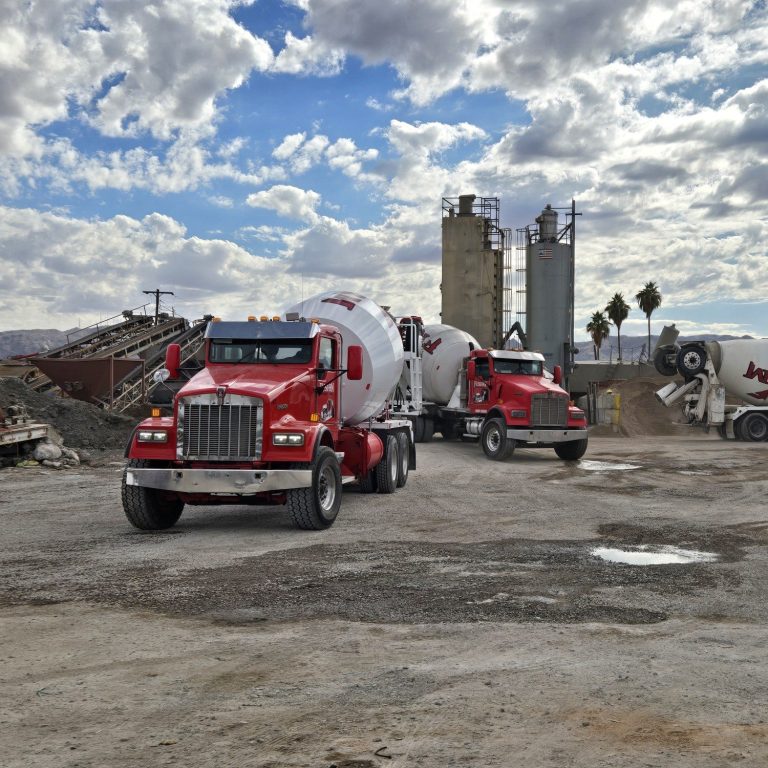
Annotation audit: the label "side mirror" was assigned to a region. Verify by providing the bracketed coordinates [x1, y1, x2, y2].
[553, 365, 562, 386]
[153, 368, 171, 384]
[347, 345, 363, 381]
[165, 343, 181, 379]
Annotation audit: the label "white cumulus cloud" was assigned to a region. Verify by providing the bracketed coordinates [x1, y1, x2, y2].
[246, 185, 321, 221]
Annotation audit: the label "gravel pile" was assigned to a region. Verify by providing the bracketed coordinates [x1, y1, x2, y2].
[0, 377, 135, 450]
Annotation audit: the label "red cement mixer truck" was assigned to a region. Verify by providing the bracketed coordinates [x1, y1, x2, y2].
[122, 292, 414, 531]
[392, 321, 589, 461]
[654, 326, 768, 441]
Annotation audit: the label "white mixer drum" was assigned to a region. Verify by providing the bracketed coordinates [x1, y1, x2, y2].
[714, 339, 768, 406]
[284, 291, 404, 425]
[422, 324, 480, 405]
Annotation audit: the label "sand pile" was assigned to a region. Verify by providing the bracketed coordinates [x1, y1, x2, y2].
[608, 377, 689, 437]
[0, 377, 135, 450]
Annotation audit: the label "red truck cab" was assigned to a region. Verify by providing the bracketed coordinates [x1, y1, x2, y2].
[463, 348, 587, 460]
[122, 318, 409, 532]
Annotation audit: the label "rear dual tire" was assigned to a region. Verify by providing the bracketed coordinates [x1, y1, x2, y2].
[376, 434, 399, 493]
[735, 413, 768, 442]
[414, 416, 433, 443]
[395, 430, 410, 488]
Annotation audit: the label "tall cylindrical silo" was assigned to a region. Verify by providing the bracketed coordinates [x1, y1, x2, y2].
[524, 204, 575, 375]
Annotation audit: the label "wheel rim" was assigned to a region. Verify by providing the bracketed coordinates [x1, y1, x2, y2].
[682, 350, 702, 370]
[486, 425, 501, 452]
[318, 465, 336, 511]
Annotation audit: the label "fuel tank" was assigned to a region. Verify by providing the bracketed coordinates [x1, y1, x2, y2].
[284, 291, 404, 425]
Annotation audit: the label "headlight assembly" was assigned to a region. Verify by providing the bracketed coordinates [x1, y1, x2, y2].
[137, 430, 169, 443]
[272, 433, 305, 446]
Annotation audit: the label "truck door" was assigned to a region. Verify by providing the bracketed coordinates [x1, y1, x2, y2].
[316, 336, 340, 429]
[468, 357, 491, 413]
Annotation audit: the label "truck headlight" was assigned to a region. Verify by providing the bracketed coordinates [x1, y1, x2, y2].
[138, 430, 169, 442]
[570, 410, 586, 420]
[509, 409, 527, 418]
[272, 432, 305, 446]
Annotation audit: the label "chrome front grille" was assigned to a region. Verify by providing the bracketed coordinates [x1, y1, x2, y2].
[531, 393, 568, 427]
[178, 394, 263, 460]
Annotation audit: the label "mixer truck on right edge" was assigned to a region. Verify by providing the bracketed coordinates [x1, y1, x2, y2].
[655, 326, 768, 441]
[393, 321, 589, 461]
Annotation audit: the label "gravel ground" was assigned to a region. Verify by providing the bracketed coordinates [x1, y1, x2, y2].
[2, 433, 768, 767]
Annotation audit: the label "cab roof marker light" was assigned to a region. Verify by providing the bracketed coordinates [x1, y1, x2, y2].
[247, 315, 256, 321]
[260, 315, 268, 321]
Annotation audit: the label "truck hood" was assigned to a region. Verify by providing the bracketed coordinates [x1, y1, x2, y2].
[177, 364, 310, 401]
[499, 376, 567, 398]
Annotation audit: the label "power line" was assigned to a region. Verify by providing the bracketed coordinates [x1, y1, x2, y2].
[142, 289, 175, 325]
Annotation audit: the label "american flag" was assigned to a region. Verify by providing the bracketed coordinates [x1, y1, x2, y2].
[538, 248, 552, 259]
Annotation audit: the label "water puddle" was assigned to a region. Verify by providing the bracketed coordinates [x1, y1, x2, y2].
[592, 545, 719, 565]
[577, 460, 641, 472]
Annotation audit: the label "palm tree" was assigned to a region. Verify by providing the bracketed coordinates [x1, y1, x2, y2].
[605, 292, 631, 361]
[635, 281, 662, 361]
[586, 310, 610, 360]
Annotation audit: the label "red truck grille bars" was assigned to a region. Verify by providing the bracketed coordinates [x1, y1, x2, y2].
[531, 393, 568, 427]
[178, 395, 263, 460]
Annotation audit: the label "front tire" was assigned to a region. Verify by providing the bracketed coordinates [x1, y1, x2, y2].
[735, 413, 768, 442]
[481, 417, 514, 461]
[376, 434, 399, 493]
[122, 459, 184, 530]
[554, 437, 589, 461]
[287, 446, 342, 530]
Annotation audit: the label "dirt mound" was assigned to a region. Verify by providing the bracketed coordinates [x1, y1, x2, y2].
[614, 377, 688, 437]
[0, 377, 135, 449]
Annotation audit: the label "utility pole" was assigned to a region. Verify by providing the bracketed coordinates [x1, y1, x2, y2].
[143, 289, 174, 325]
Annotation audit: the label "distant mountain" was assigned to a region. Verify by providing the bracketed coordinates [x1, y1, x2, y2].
[0, 328, 80, 359]
[574, 333, 756, 362]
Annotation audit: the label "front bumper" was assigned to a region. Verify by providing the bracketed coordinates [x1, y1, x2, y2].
[125, 467, 312, 494]
[507, 428, 587, 444]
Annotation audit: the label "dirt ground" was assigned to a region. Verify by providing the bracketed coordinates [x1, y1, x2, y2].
[2, 433, 768, 767]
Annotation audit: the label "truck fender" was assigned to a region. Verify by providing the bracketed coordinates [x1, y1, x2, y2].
[308, 425, 334, 463]
[124, 426, 139, 458]
[484, 407, 506, 424]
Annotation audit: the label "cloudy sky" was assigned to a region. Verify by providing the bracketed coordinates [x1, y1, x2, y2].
[1, 0, 767, 341]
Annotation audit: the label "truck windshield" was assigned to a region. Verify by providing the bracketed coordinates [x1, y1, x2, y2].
[209, 339, 313, 364]
[492, 358, 543, 375]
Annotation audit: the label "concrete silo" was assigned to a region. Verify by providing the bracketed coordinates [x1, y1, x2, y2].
[440, 195, 513, 349]
[516, 201, 578, 380]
